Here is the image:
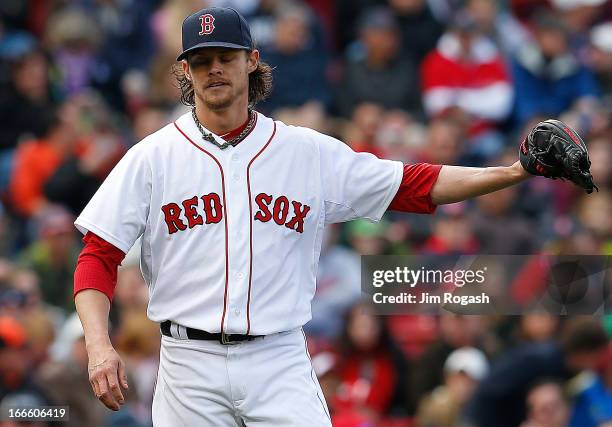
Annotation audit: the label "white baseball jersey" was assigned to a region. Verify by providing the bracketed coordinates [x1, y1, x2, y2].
[75, 111, 403, 335]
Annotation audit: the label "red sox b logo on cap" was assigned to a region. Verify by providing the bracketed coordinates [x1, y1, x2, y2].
[199, 14, 215, 35]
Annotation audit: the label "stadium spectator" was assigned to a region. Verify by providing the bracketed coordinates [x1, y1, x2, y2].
[417, 0, 464, 23]
[569, 345, 612, 427]
[8, 107, 79, 218]
[551, 0, 608, 39]
[517, 314, 561, 344]
[272, 101, 328, 133]
[511, 11, 600, 127]
[588, 22, 612, 97]
[0, 48, 56, 194]
[8, 267, 65, 331]
[465, 0, 531, 56]
[421, 203, 480, 254]
[342, 102, 386, 157]
[372, 109, 421, 162]
[148, 54, 185, 115]
[412, 315, 486, 403]
[346, 219, 397, 256]
[469, 151, 538, 254]
[242, 0, 283, 52]
[337, 6, 421, 117]
[416, 347, 489, 427]
[388, 0, 444, 64]
[131, 107, 169, 143]
[259, 1, 331, 113]
[86, 0, 159, 111]
[420, 9, 513, 163]
[44, 8, 101, 96]
[332, 300, 401, 423]
[587, 138, 612, 190]
[115, 311, 160, 426]
[37, 312, 107, 427]
[576, 191, 612, 244]
[467, 317, 610, 427]
[471, 185, 537, 254]
[521, 379, 569, 427]
[43, 94, 125, 216]
[520, 379, 570, 427]
[334, 0, 385, 52]
[17, 207, 80, 312]
[19, 308, 55, 368]
[0, 316, 51, 405]
[150, 1, 198, 60]
[417, 117, 464, 166]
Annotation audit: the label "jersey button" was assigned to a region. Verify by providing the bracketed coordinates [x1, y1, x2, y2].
[231, 153, 239, 161]
[234, 309, 240, 316]
[236, 272, 244, 279]
[233, 173, 240, 181]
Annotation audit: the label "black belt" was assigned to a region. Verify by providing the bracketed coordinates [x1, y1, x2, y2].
[160, 320, 264, 345]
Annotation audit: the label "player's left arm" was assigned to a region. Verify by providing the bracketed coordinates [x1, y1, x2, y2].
[432, 119, 598, 205]
[430, 161, 529, 205]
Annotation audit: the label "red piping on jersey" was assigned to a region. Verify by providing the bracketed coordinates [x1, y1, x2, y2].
[245, 121, 277, 335]
[173, 121, 230, 335]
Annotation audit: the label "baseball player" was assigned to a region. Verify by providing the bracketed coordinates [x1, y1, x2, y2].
[72, 6, 597, 427]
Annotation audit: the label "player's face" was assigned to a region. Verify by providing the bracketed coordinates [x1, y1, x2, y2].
[183, 48, 259, 111]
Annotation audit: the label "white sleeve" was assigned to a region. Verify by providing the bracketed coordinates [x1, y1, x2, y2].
[74, 142, 152, 253]
[315, 131, 403, 224]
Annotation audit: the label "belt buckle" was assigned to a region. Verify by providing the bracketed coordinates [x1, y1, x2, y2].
[220, 332, 241, 345]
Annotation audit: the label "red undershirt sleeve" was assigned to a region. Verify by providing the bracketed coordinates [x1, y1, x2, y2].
[388, 163, 442, 214]
[73, 231, 127, 303]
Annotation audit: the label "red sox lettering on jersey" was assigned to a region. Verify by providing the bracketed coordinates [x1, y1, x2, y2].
[161, 193, 310, 234]
[74, 111, 402, 336]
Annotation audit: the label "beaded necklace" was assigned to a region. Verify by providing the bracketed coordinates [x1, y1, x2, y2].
[191, 108, 256, 149]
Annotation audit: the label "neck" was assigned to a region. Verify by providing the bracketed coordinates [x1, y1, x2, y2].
[194, 100, 249, 135]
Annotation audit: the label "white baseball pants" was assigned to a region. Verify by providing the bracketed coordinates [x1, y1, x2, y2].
[152, 326, 332, 426]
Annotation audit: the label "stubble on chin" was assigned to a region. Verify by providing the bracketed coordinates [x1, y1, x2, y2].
[194, 83, 237, 111]
[201, 79, 250, 111]
[204, 96, 234, 111]
[195, 91, 231, 111]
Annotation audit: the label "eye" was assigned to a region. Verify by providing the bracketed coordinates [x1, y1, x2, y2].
[220, 56, 234, 63]
[190, 58, 211, 67]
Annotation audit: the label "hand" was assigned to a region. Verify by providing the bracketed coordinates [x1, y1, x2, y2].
[87, 344, 129, 411]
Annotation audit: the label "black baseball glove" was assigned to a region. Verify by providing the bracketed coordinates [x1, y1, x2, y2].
[519, 119, 598, 194]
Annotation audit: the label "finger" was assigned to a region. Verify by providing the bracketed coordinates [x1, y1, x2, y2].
[106, 369, 125, 404]
[118, 360, 129, 390]
[90, 377, 100, 398]
[97, 374, 120, 411]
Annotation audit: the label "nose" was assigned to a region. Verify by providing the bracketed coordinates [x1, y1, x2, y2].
[208, 57, 223, 75]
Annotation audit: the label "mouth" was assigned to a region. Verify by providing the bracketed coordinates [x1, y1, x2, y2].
[206, 81, 230, 88]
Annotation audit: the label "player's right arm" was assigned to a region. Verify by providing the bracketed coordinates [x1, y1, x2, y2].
[72, 141, 152, 410]
[74, 231, 129, 411]
[75, 289, 127, 411]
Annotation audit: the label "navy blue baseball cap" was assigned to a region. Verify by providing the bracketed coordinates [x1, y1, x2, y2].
[177, 7, 254, 61]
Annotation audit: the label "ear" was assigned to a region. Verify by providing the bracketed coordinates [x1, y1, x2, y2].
[182, 60, 191, 80]
[247, 49, 260, 74]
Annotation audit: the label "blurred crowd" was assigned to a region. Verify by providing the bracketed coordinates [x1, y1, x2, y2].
[0, 0, 611, 426]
